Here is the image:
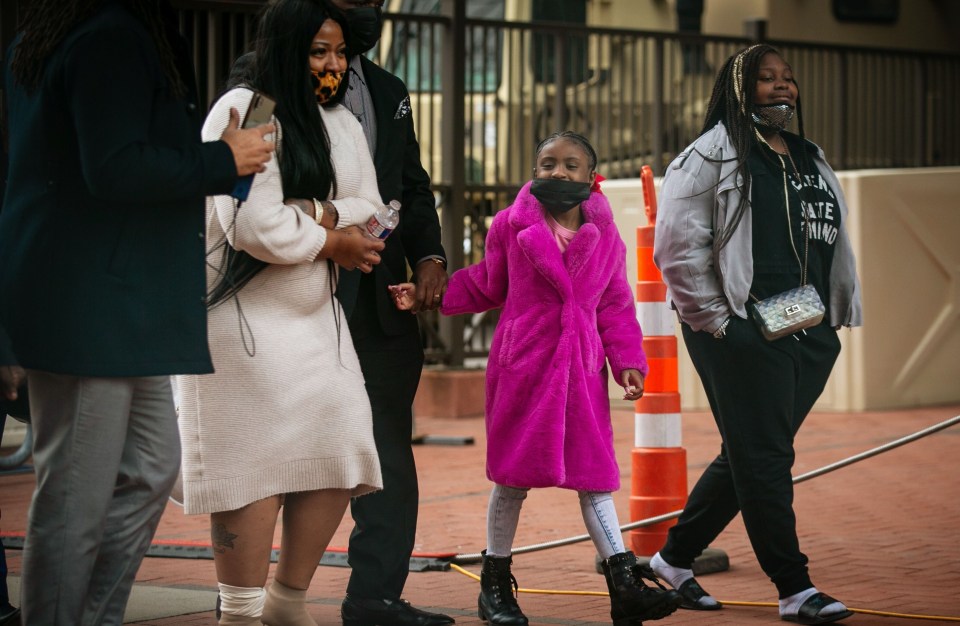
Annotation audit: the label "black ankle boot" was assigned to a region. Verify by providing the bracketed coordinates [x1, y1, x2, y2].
[478, 550, 528, 625]
[601, 551, 682, 625]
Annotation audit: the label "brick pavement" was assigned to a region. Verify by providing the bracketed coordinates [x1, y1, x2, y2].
[2, 403, 959, 625]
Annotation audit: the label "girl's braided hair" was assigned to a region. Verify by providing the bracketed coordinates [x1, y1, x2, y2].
[536, 131, 598, 170]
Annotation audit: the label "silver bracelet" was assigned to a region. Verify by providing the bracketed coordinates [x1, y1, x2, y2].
[712, 317, 732, 339]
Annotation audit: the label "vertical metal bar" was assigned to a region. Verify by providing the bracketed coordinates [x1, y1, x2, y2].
[836, 51, 847, 169]
[923, 60, 928, 166]
[206, 11, 218, 106]
[518, 26, 528, 185]
[914, 56, 925, 166]
[413, 17, 421, 166]
[440, 0, 465, 366]
[428, 19, 438, 182]
[554, 31, 568, 132]
[604, 34, 614, 173]
[652, 36, 665, 174]
[631, 37, 639, 177]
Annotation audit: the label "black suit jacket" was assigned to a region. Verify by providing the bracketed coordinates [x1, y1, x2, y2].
[343, 57, 445, 337]
[0, 2, 237, 376]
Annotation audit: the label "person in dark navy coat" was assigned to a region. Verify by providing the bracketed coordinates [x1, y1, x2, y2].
[0, 0, 275, 623]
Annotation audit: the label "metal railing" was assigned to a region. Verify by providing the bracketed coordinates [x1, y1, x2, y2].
[3, 1, 958, 364]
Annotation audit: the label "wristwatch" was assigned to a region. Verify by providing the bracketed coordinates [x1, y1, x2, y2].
[712, 317, 732, 339]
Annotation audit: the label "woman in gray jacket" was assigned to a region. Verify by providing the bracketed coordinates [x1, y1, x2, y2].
[651, 44, 861, 626]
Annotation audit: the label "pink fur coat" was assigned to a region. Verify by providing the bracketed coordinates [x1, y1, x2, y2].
[441, 182, 647, 491]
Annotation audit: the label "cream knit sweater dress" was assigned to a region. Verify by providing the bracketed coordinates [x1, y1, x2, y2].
[176, 88, 383, 515]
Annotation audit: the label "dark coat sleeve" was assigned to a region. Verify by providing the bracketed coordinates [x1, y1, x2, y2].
[63, 25, 236, 202]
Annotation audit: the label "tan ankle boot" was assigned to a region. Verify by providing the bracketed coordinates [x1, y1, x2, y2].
[261, 580, 317, 626]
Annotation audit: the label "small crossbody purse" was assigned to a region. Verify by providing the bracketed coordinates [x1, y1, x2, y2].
[750, 283, 824, 341]
[748, 146, 825, 341]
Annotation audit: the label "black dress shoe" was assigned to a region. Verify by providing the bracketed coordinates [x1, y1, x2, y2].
[341, 595, 455, 626]
[0, 605, 20, 626]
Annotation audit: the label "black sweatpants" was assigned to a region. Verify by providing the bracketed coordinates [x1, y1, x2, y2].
[660, 316, 841, 598]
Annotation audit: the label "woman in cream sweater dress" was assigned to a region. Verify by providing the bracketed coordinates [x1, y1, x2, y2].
[176, 5, 385, 624]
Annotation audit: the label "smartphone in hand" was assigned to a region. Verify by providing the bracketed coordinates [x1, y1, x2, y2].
[231, 91, 276, 202]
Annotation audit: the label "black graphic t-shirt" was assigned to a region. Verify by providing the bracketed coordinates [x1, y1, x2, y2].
[748, 133, 840, 315]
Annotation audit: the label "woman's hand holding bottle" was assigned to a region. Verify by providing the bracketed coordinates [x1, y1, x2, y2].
[324, 225, 384, 272]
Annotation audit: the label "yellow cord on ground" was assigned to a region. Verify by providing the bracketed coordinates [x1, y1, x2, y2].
[450, 563, 606, 597]
[449, 563, 960, 621]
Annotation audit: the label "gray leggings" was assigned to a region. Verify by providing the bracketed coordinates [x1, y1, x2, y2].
[486, 484, 625, 559]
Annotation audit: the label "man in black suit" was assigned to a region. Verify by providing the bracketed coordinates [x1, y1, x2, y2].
[329, 2, 453, 625]
[0, 1, 274, 622]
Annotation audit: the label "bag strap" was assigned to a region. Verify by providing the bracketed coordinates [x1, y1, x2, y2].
[749, 132, 812, 304]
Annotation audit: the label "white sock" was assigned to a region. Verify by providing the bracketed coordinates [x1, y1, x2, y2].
[779, 587, 847, 617]
[218, 583, 266, 618]
[650, 552, 720, 608]
[650, 552, 693, 589]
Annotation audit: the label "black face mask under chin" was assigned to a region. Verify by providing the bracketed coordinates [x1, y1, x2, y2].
[346, 7, 384, 55]
[752, 103, 795, 132]
[529, 178, 592, 216]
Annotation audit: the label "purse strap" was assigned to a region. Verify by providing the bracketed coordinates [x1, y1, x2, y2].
[749, 132, 811, 304]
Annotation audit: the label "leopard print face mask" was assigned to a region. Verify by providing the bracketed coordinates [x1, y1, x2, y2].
[310, 69, 345, 106]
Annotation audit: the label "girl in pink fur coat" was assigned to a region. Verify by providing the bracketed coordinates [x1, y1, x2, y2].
[392, 132, 681, 626]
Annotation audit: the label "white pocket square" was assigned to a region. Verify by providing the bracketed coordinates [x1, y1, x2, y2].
[394, 96, 411, 119]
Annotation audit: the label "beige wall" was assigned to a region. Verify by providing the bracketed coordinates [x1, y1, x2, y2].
[702, 0, 767, 37]
[605, 168, 960, 411]
[764, 0, 960, 53]
[586, 0, 960, 54]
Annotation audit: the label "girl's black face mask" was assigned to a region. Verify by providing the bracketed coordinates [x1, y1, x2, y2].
[530, 178, 592, 215]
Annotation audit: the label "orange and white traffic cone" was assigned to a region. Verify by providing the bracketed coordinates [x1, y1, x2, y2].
[629, 167, 728, 575]
[629, 165, 687, 557]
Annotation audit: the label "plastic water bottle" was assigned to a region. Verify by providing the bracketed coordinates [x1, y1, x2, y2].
[366, 199, 400, 240]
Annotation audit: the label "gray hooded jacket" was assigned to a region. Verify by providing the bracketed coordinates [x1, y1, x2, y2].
[653, 122, 863, 334]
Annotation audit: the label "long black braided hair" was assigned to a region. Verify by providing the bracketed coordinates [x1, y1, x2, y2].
[700, 43, 807, 253]
[206, 0, 347, 309]
[10, 0, 185, 98]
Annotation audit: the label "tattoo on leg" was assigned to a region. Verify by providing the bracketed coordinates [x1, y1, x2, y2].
[212, 523, 239, 554]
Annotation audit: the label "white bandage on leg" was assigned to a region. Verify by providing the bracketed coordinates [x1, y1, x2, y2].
[218, 583, 266, 618]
